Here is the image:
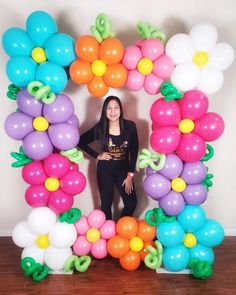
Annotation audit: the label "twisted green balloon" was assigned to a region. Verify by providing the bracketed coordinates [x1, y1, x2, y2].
[21, 257, 49, 282]
[27, 81, 56, 104]
[202, 167, 214, 192]
[59, 208, 81, 224]
[145, 208, 176, 226]
[188, 258, 213, 280]
[61, 148, 84, 165]
[160, 82, 183, 101]
[64, 255, 92, 273]
[7, 84, 21, 100]
[201, 144, 214, 162]
[90, 13, 115, 42]
[136, 22, 166, 43]
[10, 146, 32, 168]
[144, 240, 163, 269]
[138, 148, 166, 171]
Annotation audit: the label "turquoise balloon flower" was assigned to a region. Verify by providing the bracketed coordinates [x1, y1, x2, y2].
[2, 11, 76, 93]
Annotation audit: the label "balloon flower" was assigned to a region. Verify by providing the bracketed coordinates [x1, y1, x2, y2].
[4, 88, 80, 160]
[144, 154, 209, 216]
[12, 207, 77, 271]
[122, 22, 174, 95]
[107, 217, 156, 271]
[2, 11, 76, 93]
[73, 209, 116, 259]
[156, 205, 224, 272]
[70, 14, 127, 97]
[166, 23, 235, 94]
[150, 90, 225, 162]
[22, 153, 86, 214]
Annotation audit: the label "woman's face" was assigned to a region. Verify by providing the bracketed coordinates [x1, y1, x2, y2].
[106, 100, 121, 122]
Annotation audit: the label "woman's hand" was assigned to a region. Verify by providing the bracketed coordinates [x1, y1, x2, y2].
[97, 152, 112, 161]
[122, 176, 134, 195]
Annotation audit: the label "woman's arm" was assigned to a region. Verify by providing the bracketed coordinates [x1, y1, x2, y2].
[128, 121, 139, 173]
[78, 124, 100, 159]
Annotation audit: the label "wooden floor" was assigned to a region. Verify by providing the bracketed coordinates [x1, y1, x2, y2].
[0, 237, 235, 295]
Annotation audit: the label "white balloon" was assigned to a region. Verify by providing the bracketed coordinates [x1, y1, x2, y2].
[209, 43, 235, 71]
[166, 34, 195, 64]
[44, 246, 72, 271]
[12, 221, 36, 248]
[27, 207, 57, 235]
[171, 62, 200, 91]
[190, 23, 218, 51]
[197, 65, 224, 94]
[21, 244, 45, 264]
[48, 222, 77, 248]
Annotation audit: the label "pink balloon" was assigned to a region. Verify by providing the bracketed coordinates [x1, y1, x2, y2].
[48, 189, 73, 214]
[144, 73, 163, 95]
[122, 46, 142, 70]
[100, 220, 116, 239]
[91, 239, 108, 259]
[25, 184, 49, 207]
[74, 216, 90, 235]
[194, 112, 225, 141]
[150, 98, 181, 126]
[60, 171, 86, 195]
[178, 90, 209, 120]
[22, 161, 47, 185]
[150, 127, 181, 154]
[73, 235, 91, 256]
[153, 55, 174, 79]
[69, 163, 79, 171]
[44, 153, 70, 178]
[126, 70, 144, 91]
[88, 210, 106, 229]
[141, 38, 164, 61]
[176, 133, 206, 162]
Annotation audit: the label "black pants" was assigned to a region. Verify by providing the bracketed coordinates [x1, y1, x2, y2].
[97, 160, 137, 220]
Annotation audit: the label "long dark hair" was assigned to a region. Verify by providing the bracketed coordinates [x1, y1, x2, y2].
[98, 95, 124, 145]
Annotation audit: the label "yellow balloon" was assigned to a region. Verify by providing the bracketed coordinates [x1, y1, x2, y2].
[91, 60, 107, 77]
[31, 47, 47, 63]
[183, 233, 197, 248]
[137, 58, 153, 75]
[192, 51, 209, 68]
[44, 178, 60, 191]
[171, 178, 186, 192]
[178, 119, 194, 134]
[36, 234, 50, 249]
[33, 116, 49, 131]
[129, 236, 143, 252]
[86, 228, 101, 243]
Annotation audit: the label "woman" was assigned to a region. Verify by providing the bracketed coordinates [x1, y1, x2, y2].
[78, 95, 139, 220]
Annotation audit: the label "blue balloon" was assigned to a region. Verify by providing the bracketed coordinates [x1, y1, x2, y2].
[26, 11, 58, 46]
[6, 56, 37, 87]
[189, 244, 214, 264]
[163, 245, 190, 272]
[2, 28, 34, 57]
[45, 33, 76, 66]
[157, 221, 185, 248]
[195, 219, 224, 247]
[36, 61, 67, 93]
[177, 205, 206, 233]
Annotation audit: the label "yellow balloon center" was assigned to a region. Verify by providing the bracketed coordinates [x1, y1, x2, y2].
[31, 47, 47, 63]
[178, 119, 195, 133]
[192, 51, 209, 68]
[44, 177, 60, 191]
[91, 60, 107, 76]
[137, 57, 153, 75]
[183, 233, 197, 248]
[36, 234, 50, 249]
[33, 116, 49, 131]
[171, 177, 186, 192]
[129, 236, 144, 252]
[86, 228, 101, 243]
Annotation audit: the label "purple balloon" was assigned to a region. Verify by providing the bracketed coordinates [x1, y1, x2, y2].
[67, 114, 80, 129]
[17, 88, 43, 117]
[43, 94, 74, 123]
[159, 154, 183, 179]
[4, 112, 33, 140]
[181, 162, 206, 184]
[159, 191, 185, 216]
[23, 131, 53, 160]
[143, 174, 171, 200]
[182, 184, 207, 205]
[48, 123, 80, 150]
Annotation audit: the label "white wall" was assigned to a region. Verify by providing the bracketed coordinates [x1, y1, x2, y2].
[0, 0, 235, 235]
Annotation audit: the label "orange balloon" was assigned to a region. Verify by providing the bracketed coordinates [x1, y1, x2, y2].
[107, 235, 130, 258]
[116, 217, 138, 240]
[69, 59, 93, 84]
[139, 241, 156, 261]
[76, 35, 99, 62]
[87, 76, 109, 97]
[99, 38, 124, 65]
[119, 250, 141, 271]
[103, 64, 127, 88]
[137, 219, 156, 242]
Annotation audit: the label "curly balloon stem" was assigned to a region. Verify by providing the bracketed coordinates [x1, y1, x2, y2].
[138, 148, 166, 171]
[188, 258, 213, 280]
[59, 208, 81, 224]
[61, 148, 84, 165]
[145, 208, 176, 226]
[144, 240, 163, 269]
[202, 167, 214, 191]
[136, 22, 166, 43]
[64, 255, 92, 273]
[27, 81, 56, 104]
[90, 13, 115, 42]
[160, 82, 183, 101]
[10, 146, 32, 168]
[201, 144, 214, 162]
[21, 257, 49, 282]
[7, 84, 21, 100]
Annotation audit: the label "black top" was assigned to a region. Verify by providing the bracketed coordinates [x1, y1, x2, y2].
[78, 119, 139, 172]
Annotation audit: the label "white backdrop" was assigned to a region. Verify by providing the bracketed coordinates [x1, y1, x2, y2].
[0, 0, 235, 235]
